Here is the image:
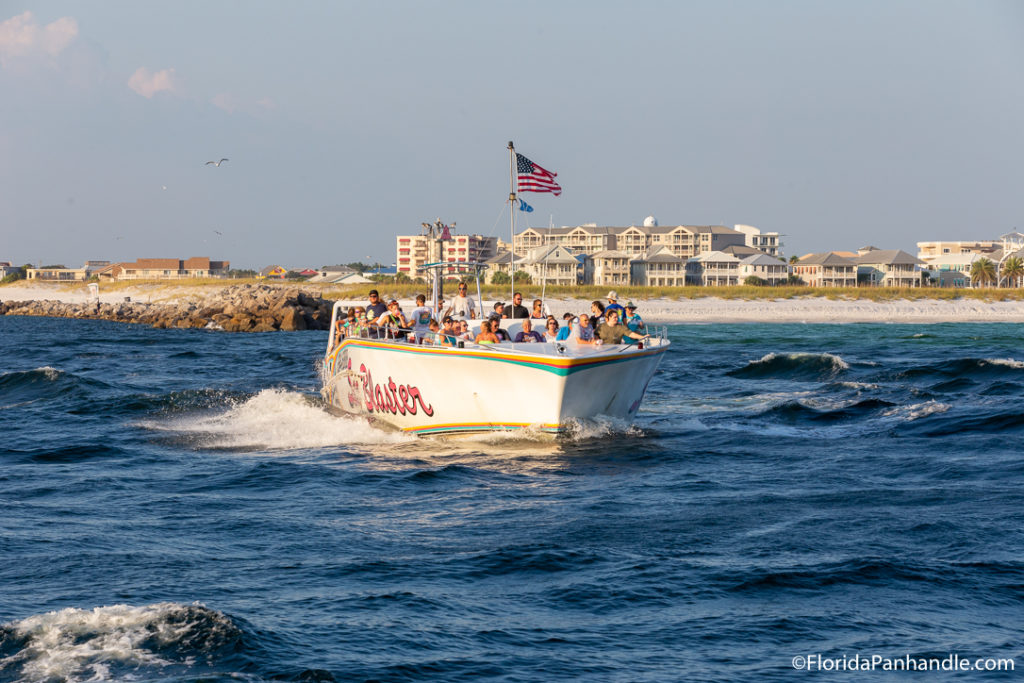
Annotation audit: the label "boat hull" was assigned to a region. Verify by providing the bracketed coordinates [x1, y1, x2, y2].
[321, 338, 668, 436]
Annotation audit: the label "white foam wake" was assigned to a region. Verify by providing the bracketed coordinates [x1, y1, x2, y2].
[0, 602, 232, 683]
[143, 388, 413, 450]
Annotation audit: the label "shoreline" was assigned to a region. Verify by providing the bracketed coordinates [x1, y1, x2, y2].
[3, 282, 1024, 324]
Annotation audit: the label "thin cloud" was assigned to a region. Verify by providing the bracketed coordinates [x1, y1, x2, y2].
[0, 11, 78, 67]
[211, 92, 236, 113]
[128, 66, 178, 98]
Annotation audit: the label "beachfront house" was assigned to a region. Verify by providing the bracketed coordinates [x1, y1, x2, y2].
[922, 253, 984, 288]
[734, 225, 784, 258]
[854, 248, 925, 287]
[793, 253, 857, 287]
[685, 251, 740, 286]
[583, 250, 631, 287]
[26, 265, 89, 281]
[515, 245, 579, 287]
[738, 253, 788, 285]
[630, 245, 685, 287]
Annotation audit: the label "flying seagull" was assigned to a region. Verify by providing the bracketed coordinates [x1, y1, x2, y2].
[213, 230, 223, 235]
[205, 158, 229, 167]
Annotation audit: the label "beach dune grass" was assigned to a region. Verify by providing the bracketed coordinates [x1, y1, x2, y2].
[4, 280, 1024, 303]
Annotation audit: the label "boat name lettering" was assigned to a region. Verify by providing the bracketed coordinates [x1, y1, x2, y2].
[359, 364, 433, 417]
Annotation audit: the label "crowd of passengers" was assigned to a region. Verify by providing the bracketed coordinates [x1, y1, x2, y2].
[335, 286, 649, 348]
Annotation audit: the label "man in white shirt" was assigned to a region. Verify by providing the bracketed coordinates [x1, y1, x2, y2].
[449, 281, 477, 319]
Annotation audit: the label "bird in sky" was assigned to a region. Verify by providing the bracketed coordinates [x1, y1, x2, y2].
[213, 230, 223, 235]
[205, 158, 229, 167]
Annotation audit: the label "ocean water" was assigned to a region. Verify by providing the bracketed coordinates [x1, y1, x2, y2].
[1, 316, 1022, 681]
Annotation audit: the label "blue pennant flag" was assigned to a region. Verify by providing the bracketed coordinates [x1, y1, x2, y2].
[518, 199, 534, 213]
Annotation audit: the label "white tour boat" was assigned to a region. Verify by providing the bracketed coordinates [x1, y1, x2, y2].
[319, 142, 670, 436]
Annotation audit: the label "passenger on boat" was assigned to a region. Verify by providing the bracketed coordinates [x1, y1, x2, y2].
[555, 313, 575, 341]
[373, 300, 410, 339]
[366, 290, 388, 338]
[450, 282, 477, 319]
[604, 291, 625, 321]
[542, 317, 560, 341]
[425, 319, 442, 344]
[410, 294, 434, 344]
[623, 301, 645, 344]
[366, 290, 387, 320]
[590, 300, 606, 326]
[488, 313, 511, 342]
[348, 308, 368, 338]
[509, 292, 530, 319]
[475, 320, 500, 345]
[514, 318, 545, 343]
[457, 320, 474, 341]
[530, 299, 546, 319]
[440, 316, 459, 346]
[493, 301, 507, 319]
[573, 314, 596, 344]
[596, 309, 647, 345]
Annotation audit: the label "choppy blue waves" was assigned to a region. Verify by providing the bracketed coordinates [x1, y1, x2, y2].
[1, 316, 1023, 681]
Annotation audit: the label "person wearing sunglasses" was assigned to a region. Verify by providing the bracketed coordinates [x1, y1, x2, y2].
[449, 281, 477, 320]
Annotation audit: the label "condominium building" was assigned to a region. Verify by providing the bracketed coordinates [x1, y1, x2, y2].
[396, 232, 499, 279]
[734, 225, 784, 258]
[916, 240, 1002, 264]
[513, 222, 746, 260]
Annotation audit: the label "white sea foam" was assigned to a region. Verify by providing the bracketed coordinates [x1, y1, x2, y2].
[0, 602, 229, 683]
[984, 358, 1024, 369]
[143, 388, 414, 450]
[882, 400, 951, 421]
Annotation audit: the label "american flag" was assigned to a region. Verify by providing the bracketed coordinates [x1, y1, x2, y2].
[516, 153, 562, 196]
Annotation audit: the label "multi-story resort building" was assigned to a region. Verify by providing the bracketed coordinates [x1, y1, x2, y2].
[396, 231, 501, 279]
[734, 225, 784, 258]
[916, 240, 1002, 264]
[512, 217, 751, 261]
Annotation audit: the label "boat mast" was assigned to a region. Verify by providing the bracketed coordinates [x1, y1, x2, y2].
[508, 141, 516, 306]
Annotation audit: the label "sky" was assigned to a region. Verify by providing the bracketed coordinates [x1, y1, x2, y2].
[1, 1, 1022, 269]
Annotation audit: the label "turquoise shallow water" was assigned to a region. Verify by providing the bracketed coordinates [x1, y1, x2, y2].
[1, 316, 1022, 681]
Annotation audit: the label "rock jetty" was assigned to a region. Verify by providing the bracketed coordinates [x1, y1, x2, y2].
[0, 284, 335, 332]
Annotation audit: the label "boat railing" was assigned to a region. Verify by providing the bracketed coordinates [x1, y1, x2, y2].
[328, 300, 670, 357]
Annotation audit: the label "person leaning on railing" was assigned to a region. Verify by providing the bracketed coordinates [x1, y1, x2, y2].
[595, 309, 647, 345]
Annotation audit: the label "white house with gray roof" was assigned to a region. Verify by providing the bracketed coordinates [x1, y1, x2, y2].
[630, 245, 685, 287]
[686, 251, 740, 286]
[854, 248, 924, 287]
[739, 253, 788, 285]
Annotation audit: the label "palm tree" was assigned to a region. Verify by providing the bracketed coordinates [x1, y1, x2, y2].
[970, 258, 997, 288]
[1000, 256, 1024, 288]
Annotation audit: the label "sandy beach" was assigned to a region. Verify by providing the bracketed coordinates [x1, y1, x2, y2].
[4, 281, 1024, 324]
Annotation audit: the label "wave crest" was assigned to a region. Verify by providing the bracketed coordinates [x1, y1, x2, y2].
[0, 602, 243, 683]
[729, 352, 850, 381]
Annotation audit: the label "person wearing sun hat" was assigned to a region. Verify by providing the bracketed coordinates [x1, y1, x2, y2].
[604, 290, 625, 321]
[623, 300, 645, 344]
